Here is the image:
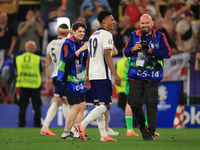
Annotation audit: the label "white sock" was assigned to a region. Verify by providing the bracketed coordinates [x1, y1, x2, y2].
[71, 126, 79, 137]
[62, 104, 70, 119]
[81, 105, 107, 129]
[42, 102, 58, 131]
[97, 114, 107, 137]
[61, 129, 71, 137]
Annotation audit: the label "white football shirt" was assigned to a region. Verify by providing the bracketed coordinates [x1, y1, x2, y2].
[88, 29, 113, 80]
[46, 37, 67, 77]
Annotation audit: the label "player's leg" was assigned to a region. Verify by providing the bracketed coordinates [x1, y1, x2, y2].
[41, 96, 62, 135]
[125, 103, 139, 136]
[41, 77, 68, 135]
[105, 111, 119, 136]
[75, 80, 109, 141]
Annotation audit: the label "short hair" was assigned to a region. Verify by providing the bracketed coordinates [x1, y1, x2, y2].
[59, 23, 69, 29]
[72, 21, 87, 31]
[97, 10, 112, 23]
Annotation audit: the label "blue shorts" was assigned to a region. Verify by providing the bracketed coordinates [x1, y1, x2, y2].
[90, 79, 112, 105]
[53, 77, 67, 99]
[85, 89, 99, 106]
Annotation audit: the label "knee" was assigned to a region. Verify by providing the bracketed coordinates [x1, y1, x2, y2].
[104, 105, 111, 111]
[80, 102, 86, 110]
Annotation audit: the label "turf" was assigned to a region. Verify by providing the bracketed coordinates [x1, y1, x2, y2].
[0, 128, 199, 150]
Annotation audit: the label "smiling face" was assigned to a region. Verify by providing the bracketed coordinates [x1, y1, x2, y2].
[103, 15, 116, 31]
[140, 14, 154, 34]
[73, 27, 85, 41]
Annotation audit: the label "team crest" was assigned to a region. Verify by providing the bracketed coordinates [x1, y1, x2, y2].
[108, 39, 112, 45]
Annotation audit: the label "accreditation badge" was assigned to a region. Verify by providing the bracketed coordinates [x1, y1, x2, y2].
[135, 52, 147, 67]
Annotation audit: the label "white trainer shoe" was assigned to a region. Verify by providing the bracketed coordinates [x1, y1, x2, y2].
[107, 128, 119, 136]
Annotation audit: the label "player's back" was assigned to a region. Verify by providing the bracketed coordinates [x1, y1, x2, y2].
[88, 29, 113, 80]
[46, 38, 66, 78]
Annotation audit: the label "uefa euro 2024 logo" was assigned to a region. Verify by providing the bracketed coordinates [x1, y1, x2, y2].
[158, 86, 167, 101]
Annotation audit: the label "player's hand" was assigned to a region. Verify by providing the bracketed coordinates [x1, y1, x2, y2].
[84, 76, 91, 89]
[46, 78, 51, 89]
[113, 74, 121, 86]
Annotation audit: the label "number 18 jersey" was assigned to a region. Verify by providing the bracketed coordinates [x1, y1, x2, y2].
[88, 28, 114, 80]
[46, 38, 67, 78]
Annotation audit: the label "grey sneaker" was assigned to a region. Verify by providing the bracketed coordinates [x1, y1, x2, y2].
[60, 135, 81, 141]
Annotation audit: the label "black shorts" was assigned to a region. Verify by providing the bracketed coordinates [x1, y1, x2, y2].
[63, 86, 85, 105]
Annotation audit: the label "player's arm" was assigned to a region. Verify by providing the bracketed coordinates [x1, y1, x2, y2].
[112, 45, 118, 56]
[45, 53, 51, 89]
[104, 49, 121, 86]
[85, 54, 91, 89]
[57, 27, 73, 36]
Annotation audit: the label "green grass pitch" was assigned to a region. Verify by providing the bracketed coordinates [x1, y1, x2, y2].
[0, 128, 199, 150]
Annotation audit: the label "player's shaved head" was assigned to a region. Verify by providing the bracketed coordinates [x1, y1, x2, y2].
[25, 41, 36, 53]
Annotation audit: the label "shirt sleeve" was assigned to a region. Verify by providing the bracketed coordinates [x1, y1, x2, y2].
[123, 33, 136, 57]
[102, 32, 113, 51]
[151, 33, 172, 59]
[63, 43, 79, 63]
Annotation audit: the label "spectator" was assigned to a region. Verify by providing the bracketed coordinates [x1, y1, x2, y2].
[154, 17, 178, 54]
[115, 16, 135, 56]
[163, 2, 195, 41]
[195, 52, 200, 71]
[145, 0, 162, 19]
[65, 0, 84, 24]
[176, 10, 198, 53]
[0, 12, 17, 57]
[42, 6, 67, 54]
[80, 0, 111, 23]
[34, 9, 45, 27]
[0, 58, 14, 104]
[107, 0, 121, 21]
[40, 0, 61, 23]
[80, 6, 94, 38]
[0, 0, 19, 27]
[91, 5, 108, 34]
[18, 10, 43, 55]
[124, 0, 146, 28]
[15, 41, 42, 127]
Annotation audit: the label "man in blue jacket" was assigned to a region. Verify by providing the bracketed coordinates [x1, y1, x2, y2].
[124, 14, 171, 140]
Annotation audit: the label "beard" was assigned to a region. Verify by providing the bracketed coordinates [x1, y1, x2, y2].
[141, 27, 151, 34]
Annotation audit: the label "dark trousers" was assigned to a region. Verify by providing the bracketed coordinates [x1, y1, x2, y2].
[127, 79, 159, 132]
[18, 88, 42, 127]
